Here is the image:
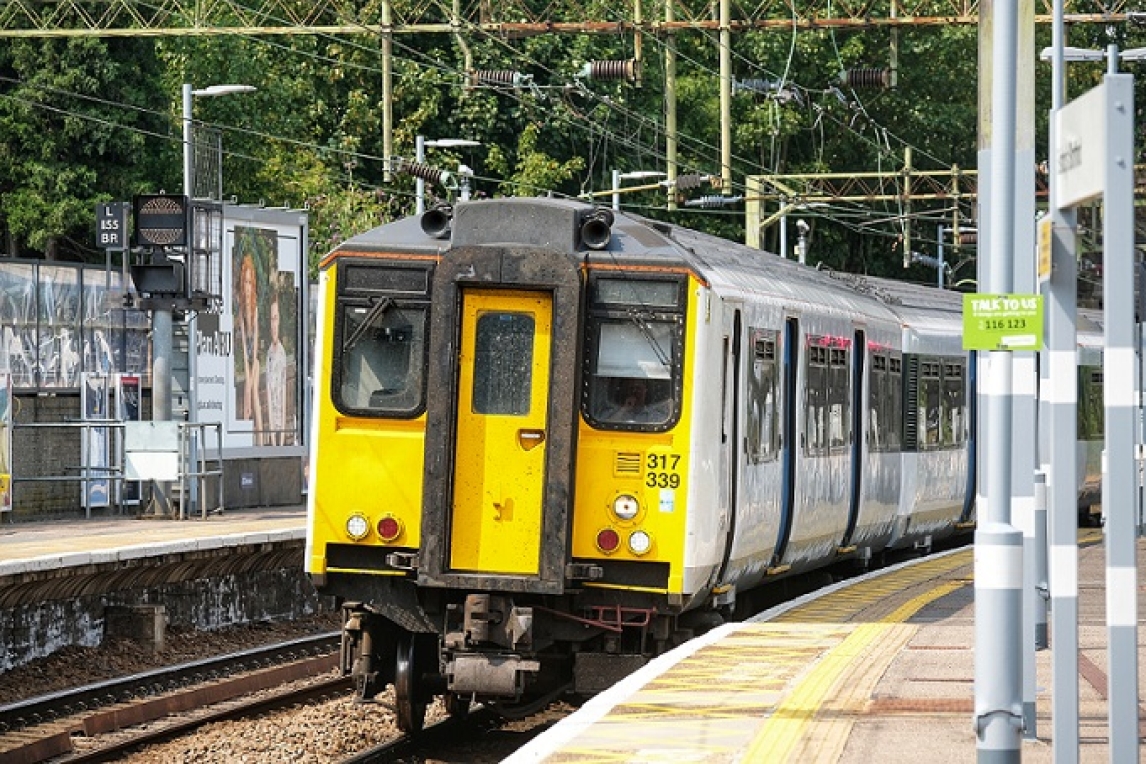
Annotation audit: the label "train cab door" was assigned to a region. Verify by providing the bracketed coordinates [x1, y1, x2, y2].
[713, 308, 741, 586]
[449, 289, 552, 576]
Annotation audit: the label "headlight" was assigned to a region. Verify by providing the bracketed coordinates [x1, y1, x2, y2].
[612, 494, 639, 521]
[346, 513, 369, 540]
[628, 530, 652, 555]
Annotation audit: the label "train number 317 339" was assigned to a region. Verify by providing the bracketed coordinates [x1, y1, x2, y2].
[646, 453, 681, 488]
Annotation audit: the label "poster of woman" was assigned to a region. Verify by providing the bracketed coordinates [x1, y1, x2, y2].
[231, 226, 299, 446]
[232, 228, 272, 438]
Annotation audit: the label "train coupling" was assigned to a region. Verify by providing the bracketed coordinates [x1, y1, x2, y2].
[445, 593, 533, 650]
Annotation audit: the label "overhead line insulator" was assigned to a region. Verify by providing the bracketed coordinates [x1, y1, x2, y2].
[685, 195, 743, 208]
[841, 68, 893, 89]
[673, 173, 716, 191]
[578, 59, 640, 82]
[396, 160, 447, 186]
[468, 69, 529, 88]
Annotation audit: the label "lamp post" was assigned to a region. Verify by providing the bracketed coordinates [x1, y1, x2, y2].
[415, 136, 481, 214]
[170, 83, 255, 423]
[173, 83, 253, 517]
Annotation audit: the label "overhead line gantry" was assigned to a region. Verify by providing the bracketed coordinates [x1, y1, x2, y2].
[0, 0, 1138, 38]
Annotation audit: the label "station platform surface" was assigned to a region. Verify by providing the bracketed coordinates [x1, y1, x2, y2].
[0, 504, 307, 578]
[509, 528, 1145, 764]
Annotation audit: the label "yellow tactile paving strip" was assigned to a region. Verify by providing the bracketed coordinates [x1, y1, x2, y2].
[543, 550, 974, 763]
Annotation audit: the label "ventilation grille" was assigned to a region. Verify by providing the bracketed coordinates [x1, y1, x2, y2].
[614, 452, 642, 476]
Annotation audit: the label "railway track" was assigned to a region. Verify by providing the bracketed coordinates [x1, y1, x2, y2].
[0, 632, 342, 763]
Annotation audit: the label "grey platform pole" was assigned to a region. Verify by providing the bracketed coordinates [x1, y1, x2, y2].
[1045, 3, 1080, 758]
[1013, 0, 1038, 736]
[1099, 65, 1139, 764]
[974, 0, 1024, 759]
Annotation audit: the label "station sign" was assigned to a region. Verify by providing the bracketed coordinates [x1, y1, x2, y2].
[962, 293, 1044, 351]
[1053, 83, 1107, 208]
[95, 202, 128, 250]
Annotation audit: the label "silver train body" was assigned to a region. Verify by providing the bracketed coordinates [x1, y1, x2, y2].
[305, 197, 1103, 728]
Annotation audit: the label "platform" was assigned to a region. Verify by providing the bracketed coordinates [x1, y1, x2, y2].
[0, 505, 306, 578]
[0, 505, 313, 671]
[509, 528, 1143, 763]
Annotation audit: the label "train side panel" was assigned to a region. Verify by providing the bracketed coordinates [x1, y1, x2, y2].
[305, 261, 430, 581]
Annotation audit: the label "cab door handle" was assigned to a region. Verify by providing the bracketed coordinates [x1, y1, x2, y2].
[518, 429, 546, 451]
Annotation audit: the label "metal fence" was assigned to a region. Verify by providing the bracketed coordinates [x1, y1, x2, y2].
[11, 419, 223, 519]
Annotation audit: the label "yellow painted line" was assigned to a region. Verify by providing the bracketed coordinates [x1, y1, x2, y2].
[742, 578, 967, 762]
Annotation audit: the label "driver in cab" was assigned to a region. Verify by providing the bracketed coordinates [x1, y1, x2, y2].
[606, 377, 671, 425]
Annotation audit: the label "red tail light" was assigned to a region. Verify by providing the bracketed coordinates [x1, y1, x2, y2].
[596, 528, 621, 554]
[377, 515, 403, 542]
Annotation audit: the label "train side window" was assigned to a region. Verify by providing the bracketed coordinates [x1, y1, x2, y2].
[886, 355, 902, 450]
[869, 354, 888, 451]
[805, 344, 827, 454]
[747, 329, 778, 463]
[941, 361, 966, 447]
[335, 301, 427, 416]
[472, 312, 534, 415]
[804, 337, 850, 455]
[829, 345, 850, 450]
[918, 359, 942, 448]
[869, 353, 903, 452]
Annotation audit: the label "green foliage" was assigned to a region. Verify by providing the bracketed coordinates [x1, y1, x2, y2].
[0, 36, 167, 258]
[0, 8, 1029, 282]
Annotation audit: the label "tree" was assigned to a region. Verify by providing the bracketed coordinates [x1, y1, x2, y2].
[0, 37, 168, 260]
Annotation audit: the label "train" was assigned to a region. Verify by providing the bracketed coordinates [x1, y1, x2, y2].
[304, 196, 1103, 730]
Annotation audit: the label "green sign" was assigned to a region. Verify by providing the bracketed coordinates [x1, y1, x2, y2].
[962, 293, 1044, 351]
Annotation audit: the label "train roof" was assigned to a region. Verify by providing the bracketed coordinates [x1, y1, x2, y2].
[326, 197, 964, 336]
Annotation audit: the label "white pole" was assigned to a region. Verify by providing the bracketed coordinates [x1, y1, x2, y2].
[416, 135, 426, 215]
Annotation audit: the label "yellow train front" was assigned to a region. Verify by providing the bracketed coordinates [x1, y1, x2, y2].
[306, 198, 711, 730]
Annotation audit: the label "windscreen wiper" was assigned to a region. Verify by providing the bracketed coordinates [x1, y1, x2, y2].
[343, 296, 394, 352]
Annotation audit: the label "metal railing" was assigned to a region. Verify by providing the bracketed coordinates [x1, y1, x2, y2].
[178, 422, 224, 520]
[10, 419, 224, 519]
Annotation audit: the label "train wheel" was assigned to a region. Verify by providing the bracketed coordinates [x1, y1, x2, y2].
[394, 634, 427, 732]
[444, 692, 471, 719]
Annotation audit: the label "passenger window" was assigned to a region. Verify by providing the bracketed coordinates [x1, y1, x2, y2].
[804, 336, 850, 455]
[919, 360, 942, 448]
[942, 362, 965, 447]
[747, 329, 778, 463]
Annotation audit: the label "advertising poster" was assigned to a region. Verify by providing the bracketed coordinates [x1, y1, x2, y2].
[116, 373, 142, 505]
[194, 206, 307, 453]
[81, 372, 111, 509]
[0, 373, 10, 512]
